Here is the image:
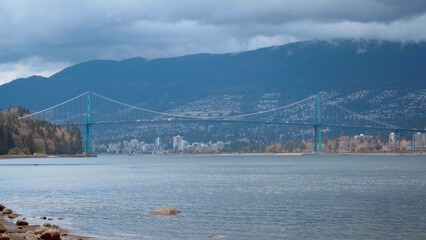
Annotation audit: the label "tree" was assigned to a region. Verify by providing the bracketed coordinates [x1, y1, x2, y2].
[23, 133, 37, 154]
[0, 127, 9, 154]
[44, 140, 50, 154]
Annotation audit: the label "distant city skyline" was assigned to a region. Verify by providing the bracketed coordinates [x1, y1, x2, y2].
[99, 135, 226, 154]
[1, 0, 426, 85]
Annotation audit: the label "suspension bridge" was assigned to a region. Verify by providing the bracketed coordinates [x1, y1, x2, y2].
[19, 91, 425, 153]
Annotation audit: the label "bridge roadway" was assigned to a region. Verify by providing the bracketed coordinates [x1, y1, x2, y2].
[58, 118, 426, 133]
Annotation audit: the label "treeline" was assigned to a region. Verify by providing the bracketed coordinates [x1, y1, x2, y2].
[0, 106, 82, 155]
[220, 139, 308, 153]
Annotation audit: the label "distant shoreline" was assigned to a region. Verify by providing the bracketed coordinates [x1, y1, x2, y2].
[0, 154, 89, 159]
[99, 152, 425, 157]
[0, 151, 423, 159]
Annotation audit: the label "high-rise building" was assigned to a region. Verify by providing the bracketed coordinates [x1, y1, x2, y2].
[180, 140, 189, 150]
[414, 132, 425, 148]
[173, 135, 182, 150]
[389, 132, 395, 142]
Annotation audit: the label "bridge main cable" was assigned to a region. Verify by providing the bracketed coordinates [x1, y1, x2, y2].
[18, 92, 89, 120]
[90, 91, 315, 121]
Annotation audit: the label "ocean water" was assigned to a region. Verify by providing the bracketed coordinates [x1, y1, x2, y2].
[0, 155, 425, 240]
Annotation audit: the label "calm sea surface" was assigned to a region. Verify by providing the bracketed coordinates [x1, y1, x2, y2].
[0, 155, 425, 239]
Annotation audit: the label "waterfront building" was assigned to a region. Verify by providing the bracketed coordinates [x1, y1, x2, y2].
[354, 134, 373, 141]
[173, 135, 183, 150]
[389, 132, 395, 142]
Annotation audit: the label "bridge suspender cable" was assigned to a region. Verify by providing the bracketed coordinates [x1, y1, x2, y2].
[18, 92, 89, 120]
[91, 91, 315, 120]
[319, 96, 398, 129]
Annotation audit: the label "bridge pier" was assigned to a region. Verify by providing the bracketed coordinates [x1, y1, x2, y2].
[314, 125, 322, 152]
[313, 95, 322, 152]
[85, 91, 93, 153]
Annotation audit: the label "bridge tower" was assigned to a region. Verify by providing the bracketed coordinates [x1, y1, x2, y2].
[412, 132, 416, 150]
[85, 91, 93, 153]
[314, 95, 322, 152]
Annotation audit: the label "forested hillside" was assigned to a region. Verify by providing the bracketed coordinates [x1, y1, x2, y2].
[0, 107, 82, 155]
[0, 39, 424, 112]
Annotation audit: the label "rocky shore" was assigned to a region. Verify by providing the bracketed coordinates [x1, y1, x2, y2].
[0, 204, 93, 240]
[1, 204, 184, 240]
[0, 154, 95, 159]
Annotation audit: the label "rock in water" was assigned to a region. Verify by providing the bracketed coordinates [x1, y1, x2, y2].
[25, 231, 39, 240]
[0, 224, 6, 233]
[40, 228, 61, 240]
[149, 207, 181, 216]
[1, 209, 12, 214]
[8, 214, 18, 219]
[16, 220, 29, 226]
[0, 204, 5, 211]
[43, 223, 51, 227]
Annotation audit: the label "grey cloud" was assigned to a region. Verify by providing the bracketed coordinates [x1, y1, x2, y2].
[0, 0, 425, 84]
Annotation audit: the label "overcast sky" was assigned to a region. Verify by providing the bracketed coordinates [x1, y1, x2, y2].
[0, 0, 425, 85]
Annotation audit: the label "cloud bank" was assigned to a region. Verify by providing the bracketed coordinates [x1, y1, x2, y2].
[0, 0, 425, 85]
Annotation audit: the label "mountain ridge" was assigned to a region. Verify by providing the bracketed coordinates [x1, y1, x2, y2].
[0, 39, 425, 113]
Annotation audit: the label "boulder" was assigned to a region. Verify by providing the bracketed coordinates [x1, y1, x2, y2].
[40, 216, 47, 220]
[8, 214, 18, 219]
[42, 223, 51, 227]
[16, 220, 29, 226]
[40, 228, 61, 240]
[149, 207, 181, 216]
[24, 231, 39, 240]
[0, 204, 5, 211]
[0, 234, 10, 240]
[1, 209, 12, 215]
[0, 224, 6, 233]
[34, 227, 48, 235]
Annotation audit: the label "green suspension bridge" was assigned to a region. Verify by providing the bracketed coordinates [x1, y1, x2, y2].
[19, 91, 425, 153]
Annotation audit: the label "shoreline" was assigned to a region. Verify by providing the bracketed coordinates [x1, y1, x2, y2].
[0, 204, 94, 240]
[0, 151, 424, 159]
[100, 151, 425, 157]
[0, 154, 95, 159]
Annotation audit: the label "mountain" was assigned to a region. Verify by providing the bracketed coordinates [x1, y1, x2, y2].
[0, 39, 425, 113]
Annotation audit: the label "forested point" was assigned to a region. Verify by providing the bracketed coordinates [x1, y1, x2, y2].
[0, 106, 83, 155]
